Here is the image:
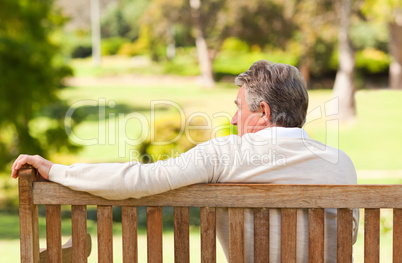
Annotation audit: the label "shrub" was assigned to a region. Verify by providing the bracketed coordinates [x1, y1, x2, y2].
[71, 45, 92, 58]
[221, 37, 250, 52]
[137, 115, 211, 163]
[356, 48, 390, 74]
[101, 37, 130, 56]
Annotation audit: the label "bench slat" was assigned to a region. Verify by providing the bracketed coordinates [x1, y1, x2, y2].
[337, 208, 353, 263]
[46, 205, 62, 262]
[254, 208, 269, 263]
[174, 207, 190, 263]
[229, 207, 244, 263]
[32, 183, 402, 208]
[308, 208, 324, 262]
[72, 205, 88, 263]
[394, 209, 402, 263]
[97, 205, 113, 263]
[200, 207, 216, 263]
[122, 206, 138, 263]
[18, 167, 40, 263]
[147, 207, 163, 263]
[281, 208, 297, 263]
[365, 208, 380, 263]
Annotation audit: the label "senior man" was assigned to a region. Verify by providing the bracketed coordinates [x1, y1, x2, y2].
[12, 60, 359, 262]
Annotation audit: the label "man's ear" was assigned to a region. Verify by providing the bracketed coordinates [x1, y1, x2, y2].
[260, 101, 271, 122]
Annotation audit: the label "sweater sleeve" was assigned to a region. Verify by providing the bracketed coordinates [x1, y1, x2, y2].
[48, 139, 230, 200]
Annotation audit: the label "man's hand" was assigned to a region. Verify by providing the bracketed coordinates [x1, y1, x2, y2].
[11, 154, 53, 180]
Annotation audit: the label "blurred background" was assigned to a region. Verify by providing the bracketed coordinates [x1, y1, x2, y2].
[1, 0, 402, 261]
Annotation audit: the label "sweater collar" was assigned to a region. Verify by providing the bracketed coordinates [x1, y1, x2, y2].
[255, 127, 310, 139]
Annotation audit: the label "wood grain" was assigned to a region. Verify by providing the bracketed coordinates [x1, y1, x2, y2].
[147, 207, 163, 263]
[200, 207, 216, 263]
[337, 208, 353, 263]
[254, 208, 269, 263]
[365, 209, 380, 263]
[122, 206, 138, 263]
[97, 205, 113, 263]
[308, 208, 324, 263]
[18, 166, 40, 263]
[45, 205, 62, 262]
[394, 209, 402, 263]
[174, 207, 189, 263]
[228, 207, 244, 263]
[32, 183, 402, 208]
[281, 208, 297, 263]
[72, 205, 88, 263]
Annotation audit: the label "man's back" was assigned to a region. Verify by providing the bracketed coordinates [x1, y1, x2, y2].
[204, 128, 359, 262]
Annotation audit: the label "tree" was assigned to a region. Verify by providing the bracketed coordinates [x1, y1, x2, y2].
[189, 0, 215, 88]
[0, 0, 76, 170]
[141, 0, 294, 88]
[362, 0, 402, 90]
[390, 16, 402, 89]
[281, 0, 337, 85]
[332, 0, 356, 121]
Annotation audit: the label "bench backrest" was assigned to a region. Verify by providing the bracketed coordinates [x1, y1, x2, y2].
[18, 166, 402, 262]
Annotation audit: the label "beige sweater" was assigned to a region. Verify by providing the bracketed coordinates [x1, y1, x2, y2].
[49, 127, 359, 262]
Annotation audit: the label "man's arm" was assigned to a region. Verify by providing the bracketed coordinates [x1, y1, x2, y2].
[10, 140, 224, 200]
[11, 154, 53, 180]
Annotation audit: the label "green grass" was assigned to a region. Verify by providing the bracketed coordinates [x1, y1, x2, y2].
[304, 89, 402, 170]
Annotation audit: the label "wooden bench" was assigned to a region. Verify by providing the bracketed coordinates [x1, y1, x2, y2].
[18, 166, 402, 262]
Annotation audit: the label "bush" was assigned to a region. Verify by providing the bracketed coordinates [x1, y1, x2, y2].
[101, 37, 130, 56]
[213, 50, 298, 77]
[221, 37, 250, 52]
[137, 115, 210, 163]
[71, 45, 92, 58]
[356, 48, 390, 74]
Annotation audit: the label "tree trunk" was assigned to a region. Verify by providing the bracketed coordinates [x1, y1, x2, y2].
[332, 0, 355, 121]
[190, 0, 215, 89]
[389, 16, 402, 90]
[299, 55, 311, 88]
[166, 25, 176, 60]
[90, 0, 101, 66]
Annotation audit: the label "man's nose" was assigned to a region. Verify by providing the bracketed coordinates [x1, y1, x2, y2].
[231, 112, 238, 125]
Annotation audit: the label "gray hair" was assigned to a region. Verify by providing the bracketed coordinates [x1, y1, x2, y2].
[235, 60, 309, 128]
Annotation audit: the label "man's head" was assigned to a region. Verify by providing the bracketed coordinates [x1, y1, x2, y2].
[231, 60, 308, 136]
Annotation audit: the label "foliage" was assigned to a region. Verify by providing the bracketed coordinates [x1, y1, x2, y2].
[137, 115, 211, 163]
[101, 37, 130, 56]
[117, 27, 152, 57]
[0, 0, 79, 170]
[213, 49, 298, 76]
[100, 0, 150, 40]
[350, 21, 388, 51]
[329, 48, 390, 74]
[355, 48, 391, 73]
[220, 37, 250, 52]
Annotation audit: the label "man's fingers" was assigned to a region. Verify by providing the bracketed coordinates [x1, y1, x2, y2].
[11, 154, 24, 172]
[11, 154, 38, 178]
[11, 154, 53, 180]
